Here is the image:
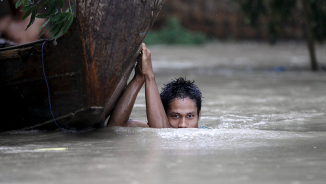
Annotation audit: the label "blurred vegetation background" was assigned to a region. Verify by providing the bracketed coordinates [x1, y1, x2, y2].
[1, 0, 325, 70]
[144, 0, 326, 70]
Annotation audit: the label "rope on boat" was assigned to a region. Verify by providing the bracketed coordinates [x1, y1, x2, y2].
[42, 41, 64, 131]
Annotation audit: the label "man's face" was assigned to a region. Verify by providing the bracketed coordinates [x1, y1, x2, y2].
[167, 97, 201, 128]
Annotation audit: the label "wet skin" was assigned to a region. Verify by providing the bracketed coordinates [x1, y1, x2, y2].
[167, 97, 201, 128]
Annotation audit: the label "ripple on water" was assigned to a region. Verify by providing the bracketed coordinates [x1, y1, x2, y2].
[108, 127, 320, 152]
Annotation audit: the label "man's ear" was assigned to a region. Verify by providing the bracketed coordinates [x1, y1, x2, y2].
[198, 110, 201, 121]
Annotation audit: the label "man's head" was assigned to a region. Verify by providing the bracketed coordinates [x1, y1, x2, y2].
[160, 77, 202, 128]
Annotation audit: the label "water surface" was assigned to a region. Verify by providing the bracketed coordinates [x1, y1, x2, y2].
[1, 43, 326, 184]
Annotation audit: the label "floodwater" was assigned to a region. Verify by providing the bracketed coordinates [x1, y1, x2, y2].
[1, 42, 326, 184]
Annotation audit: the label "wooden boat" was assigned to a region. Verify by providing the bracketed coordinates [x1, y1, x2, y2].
[0, 0, 166, 132]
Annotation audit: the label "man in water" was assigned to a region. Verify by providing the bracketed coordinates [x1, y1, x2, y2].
[107, 43, 202, 128]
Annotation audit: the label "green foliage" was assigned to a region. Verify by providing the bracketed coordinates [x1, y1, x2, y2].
[144, 18, 207, 45]
[15, 0, 74, 38]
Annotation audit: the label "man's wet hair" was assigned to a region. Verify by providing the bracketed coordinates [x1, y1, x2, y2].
[160, 77, 202, 116]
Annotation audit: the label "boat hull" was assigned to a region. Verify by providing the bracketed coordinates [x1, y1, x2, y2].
[0, 0, 166, 132]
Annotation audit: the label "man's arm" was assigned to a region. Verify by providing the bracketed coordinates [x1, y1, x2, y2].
[141, 43, 170, 128]
[107, 62, 148, 127]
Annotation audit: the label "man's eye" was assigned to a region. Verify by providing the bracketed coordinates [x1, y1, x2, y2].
[187, 115, 194, 118]
[172, 115, 179, 118]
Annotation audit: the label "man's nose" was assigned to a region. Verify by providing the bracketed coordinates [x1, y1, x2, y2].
[178, 118, 187, 128]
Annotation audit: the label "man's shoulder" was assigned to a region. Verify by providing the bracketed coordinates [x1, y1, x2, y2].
[127, 119, 149, 127]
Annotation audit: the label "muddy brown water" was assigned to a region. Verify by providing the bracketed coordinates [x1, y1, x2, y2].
[1, 42, 326, 184]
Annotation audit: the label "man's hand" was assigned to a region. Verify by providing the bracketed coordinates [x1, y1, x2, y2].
[141, 43, 154, 78]
[135, 54, 143, 79]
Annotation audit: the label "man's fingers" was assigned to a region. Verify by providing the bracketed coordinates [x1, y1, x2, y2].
[142, 43, 147, 50]
[142, 43, 149, 53]
[142, 43, 151, 58]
